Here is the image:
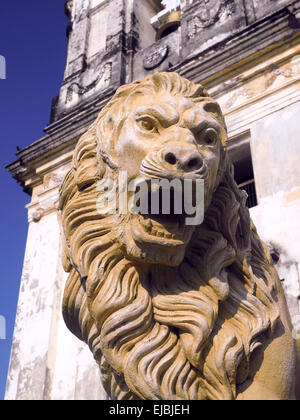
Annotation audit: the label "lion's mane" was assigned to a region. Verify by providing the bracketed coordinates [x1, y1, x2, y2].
[59, 73, 280, 400]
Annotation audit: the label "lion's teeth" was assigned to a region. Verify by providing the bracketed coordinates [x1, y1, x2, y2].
[142, 217, 180, 240]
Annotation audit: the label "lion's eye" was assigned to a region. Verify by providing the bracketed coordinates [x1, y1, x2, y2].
[203, 128, 218, 145]
[137, 117, 157, 132]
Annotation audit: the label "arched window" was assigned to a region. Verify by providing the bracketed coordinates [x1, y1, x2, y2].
[151, 0, 181, 41]
[137, 0, 181, 48]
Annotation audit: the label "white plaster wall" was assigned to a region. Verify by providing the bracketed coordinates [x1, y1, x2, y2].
[5, 213, 62, 400]
[250, 102, 300, 200]
[249, 101, 300, 324]
[250, 190, 300, 321]
[49, 271, 107, 400]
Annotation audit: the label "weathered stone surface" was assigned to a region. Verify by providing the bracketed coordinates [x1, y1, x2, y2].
[181, 0, 246, 58]
[59, 72, 299, 400]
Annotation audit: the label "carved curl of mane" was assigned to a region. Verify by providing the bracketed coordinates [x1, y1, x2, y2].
[59, 73, 280, 400]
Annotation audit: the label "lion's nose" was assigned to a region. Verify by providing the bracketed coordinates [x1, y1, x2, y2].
[163, 148, 203, 172]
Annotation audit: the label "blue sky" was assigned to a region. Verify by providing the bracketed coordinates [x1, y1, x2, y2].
[0, 1, 68, 399]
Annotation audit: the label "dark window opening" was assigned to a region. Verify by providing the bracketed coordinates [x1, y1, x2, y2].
[150, 1, 181, 41]
[227, 132, 258, 209]
[239, 179, 258, 209]
[159, 21, 180, 39]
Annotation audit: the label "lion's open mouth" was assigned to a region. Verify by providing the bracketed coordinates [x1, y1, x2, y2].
[130, 180, 196, 248]
[132, 213, 188, 247]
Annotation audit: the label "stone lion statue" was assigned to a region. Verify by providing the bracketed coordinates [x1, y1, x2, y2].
[58, 72, 298, 400]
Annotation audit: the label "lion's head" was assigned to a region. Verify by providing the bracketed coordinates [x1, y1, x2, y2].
[59, 73, 281, 400]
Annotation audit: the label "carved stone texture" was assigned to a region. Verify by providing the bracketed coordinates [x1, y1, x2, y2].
[58, 72, 298, 400]
[187, 0, 236, 36]
[181, 0, 246, 58]
[135, 26, 181, 80]
[143, 45, 169, 70]
[253, 0, 292, 20]
[65, 63, 112, 105]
